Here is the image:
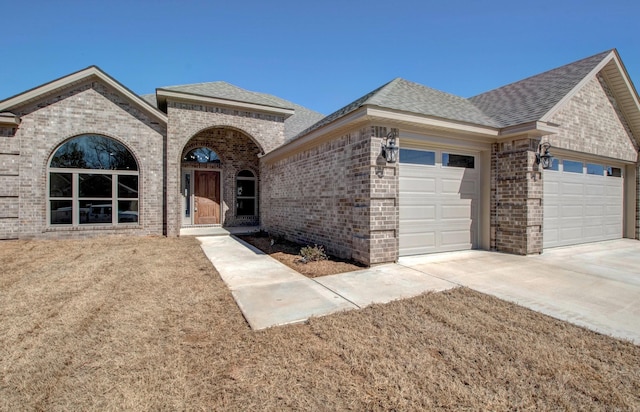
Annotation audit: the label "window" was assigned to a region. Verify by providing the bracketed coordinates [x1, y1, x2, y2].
[562, 160, 583, 174]
[586, 163, 605, 176]
[183, 147, 220, 163]
[236, 170, 256, 216]
[607, 166, 622, 177]
[443, 153, 475, 168]
[547, 158, 559, 171]
[399, 149, 435, 165]
[49, 135, 139, 226]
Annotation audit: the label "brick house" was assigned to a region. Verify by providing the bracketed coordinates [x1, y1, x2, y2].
[1, 49, 638, 265]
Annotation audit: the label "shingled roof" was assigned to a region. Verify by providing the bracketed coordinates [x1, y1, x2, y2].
[295, 78, 501, 139]
[469, 50, 614, 127]
[155, 81, 324, 141]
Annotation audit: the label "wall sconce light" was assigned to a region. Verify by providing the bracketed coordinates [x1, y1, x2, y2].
[536, 142, 554, 169]
[381, 131, 399, 163]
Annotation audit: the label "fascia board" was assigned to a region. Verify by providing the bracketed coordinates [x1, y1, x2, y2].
[498, 121, 559, 139]
[0, 112, 20, 126]
[260, 108, 369, 164]
[540, 51, 615, 123]
[0, 66, 168, 124]
[365, 107, 500, 137]
[156, 89, 295, 118]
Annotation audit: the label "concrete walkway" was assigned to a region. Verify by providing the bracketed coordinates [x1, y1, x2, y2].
[197, 235, 454, 329]
[198, 235, 640, 344]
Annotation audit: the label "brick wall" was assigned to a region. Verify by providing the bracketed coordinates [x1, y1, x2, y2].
[261, 125, 398, 266]
[0, 125, 19, 238]
[547, 75, 637, 161]
[491, 138, 543, 255]
[6, 79, 166, 239]
[182, 128, 261, 227]
[165, 102, 286, 235]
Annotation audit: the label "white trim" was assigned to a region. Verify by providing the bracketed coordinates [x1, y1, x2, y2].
[0, 66, 168, 124]
[156, 89, 295, 117]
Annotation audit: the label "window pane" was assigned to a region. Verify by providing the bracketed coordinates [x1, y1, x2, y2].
[79, 174, 112, 197]
[443, 153, 475, 168]
[547, 158, 559, 171]
[81, 201, 113, 224]
[50, 135, 137, 170]
[183, 147, 220, 163]
[237, 180, 255, 197]
[586, 163, 605, 175]
[118, 200, 139, 223]
[399, 149, 435, 165]
[50, 173, 72, 197]
[607, 167, 622, 178]
[118, 175, 138, 198]
[563, 160, 583, 173]
[238, 170, 254, 177]
[237, 199, 255, 216]
[50, 200, 72, 225]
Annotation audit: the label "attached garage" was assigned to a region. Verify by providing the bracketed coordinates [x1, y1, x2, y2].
[399, 147, 480, 256]
[543, 157, 624, 248]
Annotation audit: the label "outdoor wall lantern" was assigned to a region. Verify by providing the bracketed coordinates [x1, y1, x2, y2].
[536, 142, 554, 169]
[381, 131, 399, 163]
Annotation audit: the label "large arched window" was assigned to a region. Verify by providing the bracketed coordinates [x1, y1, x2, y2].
[48, 135, 139, 226]
[236, 170, 256, 216]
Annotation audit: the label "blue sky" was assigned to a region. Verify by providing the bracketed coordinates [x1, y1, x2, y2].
[2, 0, 639, 115]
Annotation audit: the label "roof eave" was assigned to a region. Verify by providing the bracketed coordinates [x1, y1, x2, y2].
[0, 66, 168, 124]
[0, 112, 20, 126]
[156, 89, 296, 118]
[498, 121, 560, 139]
[365, 106, 500, 138]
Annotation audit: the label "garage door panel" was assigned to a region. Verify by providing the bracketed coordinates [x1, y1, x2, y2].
[560, 182, 584, 195]
[544, 158, 623, 248]
[441, 204, 472, 219]
[399, 150, 478, 256]
[441, 178, 463, 194]
[441, 230, 473, 248]
[400, 205, 436, 220]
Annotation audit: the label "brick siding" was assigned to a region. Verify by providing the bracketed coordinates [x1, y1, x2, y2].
[261, 125, 398, 266]
[165, 102, 286, 236]
[3, 79, 166, 239]
[490, 138, 543, 255]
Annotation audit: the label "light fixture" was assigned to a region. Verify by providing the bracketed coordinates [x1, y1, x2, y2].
[381, 131, 399, 163]
[536, 142, 554, 169]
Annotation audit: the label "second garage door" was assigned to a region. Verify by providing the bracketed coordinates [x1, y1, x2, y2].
[543, 158, 624, 248]
[399, 148, 479, 256]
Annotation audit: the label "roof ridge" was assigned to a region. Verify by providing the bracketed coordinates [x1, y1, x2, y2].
[471, 49, 614, 99]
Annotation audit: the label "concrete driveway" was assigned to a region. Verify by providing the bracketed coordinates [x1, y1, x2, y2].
[399, 239, 640, 344]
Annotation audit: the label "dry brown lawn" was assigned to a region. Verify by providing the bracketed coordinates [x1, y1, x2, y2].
[1, 236, 639, 411]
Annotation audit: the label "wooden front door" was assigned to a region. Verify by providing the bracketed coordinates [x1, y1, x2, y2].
[194, 171, 220, 224]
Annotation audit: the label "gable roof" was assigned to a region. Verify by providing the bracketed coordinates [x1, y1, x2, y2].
[155, 81, 324, 141]
[295, 49, 640, 143]
[470, 50, 614, 127]
[0, 66, 168, 124]
[295, 78, 501, 139]
[158, 81, 295, 110]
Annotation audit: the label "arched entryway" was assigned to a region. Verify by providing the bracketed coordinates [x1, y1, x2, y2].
[179, 127, 261, 228]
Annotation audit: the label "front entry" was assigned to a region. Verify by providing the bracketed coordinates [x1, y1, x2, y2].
[194, 171, 221, 224]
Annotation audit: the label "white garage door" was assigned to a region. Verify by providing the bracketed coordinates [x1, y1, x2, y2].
[544, 158, 623, 248]
[399, 148, 479, 256]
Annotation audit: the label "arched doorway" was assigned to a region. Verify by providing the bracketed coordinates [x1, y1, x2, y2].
[179, 128, 261, 228]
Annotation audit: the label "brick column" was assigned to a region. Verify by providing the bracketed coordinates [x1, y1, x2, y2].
[491, 137, 543, 255]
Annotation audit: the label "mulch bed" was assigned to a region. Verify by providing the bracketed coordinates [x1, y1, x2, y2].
[237, 233, 364, 277]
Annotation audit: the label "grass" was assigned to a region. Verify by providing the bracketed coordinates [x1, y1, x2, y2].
[1, 236, 639, 410]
